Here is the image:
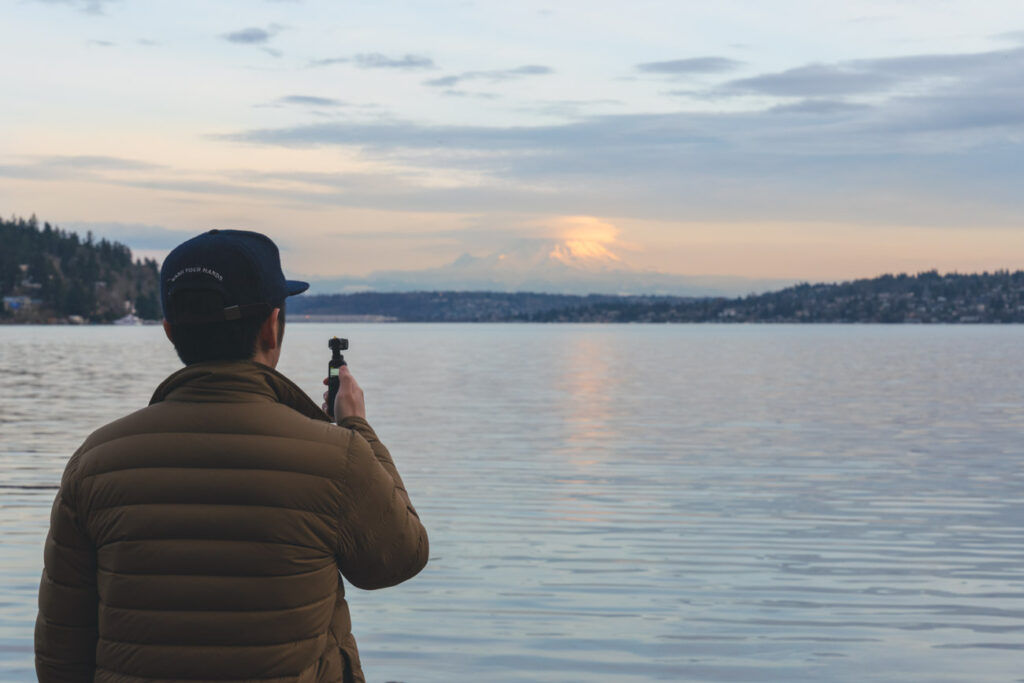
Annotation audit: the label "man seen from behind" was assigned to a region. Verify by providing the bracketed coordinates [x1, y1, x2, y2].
[35, 229, 429, 682]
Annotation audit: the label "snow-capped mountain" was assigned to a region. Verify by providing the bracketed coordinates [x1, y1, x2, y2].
[443, 238, 625, 276]
[306, 238, 793, 297]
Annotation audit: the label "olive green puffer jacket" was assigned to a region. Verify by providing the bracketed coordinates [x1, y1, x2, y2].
[35, 360, 429, 683]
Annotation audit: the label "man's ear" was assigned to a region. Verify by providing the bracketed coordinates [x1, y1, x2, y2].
[257, 308, 281, 353]
[162, 319, 174, 344]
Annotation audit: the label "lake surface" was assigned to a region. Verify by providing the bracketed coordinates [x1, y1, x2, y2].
[1, 324, 1023, 682]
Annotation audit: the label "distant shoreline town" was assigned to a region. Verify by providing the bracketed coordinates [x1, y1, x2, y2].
[4, 214, 1024, 325]
[289, 278, 1024, 324]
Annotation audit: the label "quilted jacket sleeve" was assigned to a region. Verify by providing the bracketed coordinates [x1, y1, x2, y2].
[35, 454, 99, 682]
[336, 416, 429, 590]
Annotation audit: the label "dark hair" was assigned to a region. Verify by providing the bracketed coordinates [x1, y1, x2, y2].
[166, 290, 285, 365]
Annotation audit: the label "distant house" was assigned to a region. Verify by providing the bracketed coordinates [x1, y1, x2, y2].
[19, 265, 42, 291]
[3, 295, 36, 312]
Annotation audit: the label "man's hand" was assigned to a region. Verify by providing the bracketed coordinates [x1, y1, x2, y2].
[322, 366, 366, 421]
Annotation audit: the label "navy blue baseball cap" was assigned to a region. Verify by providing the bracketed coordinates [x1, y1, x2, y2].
[161, 229, 309, 324]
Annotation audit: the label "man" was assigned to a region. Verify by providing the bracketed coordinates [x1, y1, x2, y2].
[35, 229, 428, 683]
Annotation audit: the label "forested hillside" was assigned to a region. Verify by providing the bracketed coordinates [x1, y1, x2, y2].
[288, 291, 676, 322]
[1, 215, 160, 322]
[294, 271, 1024, 323]
[517, 270, 1024, 323]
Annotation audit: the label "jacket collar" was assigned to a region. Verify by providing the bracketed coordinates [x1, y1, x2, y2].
[150, 360, 330, 423]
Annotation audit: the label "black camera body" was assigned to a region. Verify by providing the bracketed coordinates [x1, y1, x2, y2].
[326, 337, 349, 419]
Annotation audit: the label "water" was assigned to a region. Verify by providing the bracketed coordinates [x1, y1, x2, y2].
[2, 324, 1023, 682]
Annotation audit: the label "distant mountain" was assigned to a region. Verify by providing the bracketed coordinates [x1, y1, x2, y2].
[306, 238, 793, 297]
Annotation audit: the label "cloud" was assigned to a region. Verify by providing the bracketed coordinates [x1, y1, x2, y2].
[275, 95, 345, 107]
[353, 53, 435, 69]
[636, 57, 743, 75]
[76, 156, 161, 169]
[0, 155, 163, 183]
[993, 30, 1024, 44]
[221, 24, 286, 57]
[88, 39, 114, 47]
[724, 64, 893, 96]
[224, 115, 726, 155]
[307, 57, 349, 68]
[60, 222, 196, 250]
[307, 53, 435, 70]
[47, 155, 162, 171]
[223, 27, 271, 44]
[441, 90, 499, 100]
[222, 24, 286, 46]
[423, 76, 459, 87]
[768, 99, 872, 115]
[423, 65, 553, 88]
[514, 99, 625, 118]
[32, 0, 116, 16]
[855, 49, 1023, 78]
[720, 46, 1024, 98]
[505, 65, 552, 76]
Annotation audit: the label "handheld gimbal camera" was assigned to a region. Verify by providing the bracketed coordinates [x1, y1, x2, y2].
[326, 336, 348, 420]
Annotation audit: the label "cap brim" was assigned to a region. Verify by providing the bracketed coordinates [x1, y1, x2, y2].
[286, 279, 310, 296]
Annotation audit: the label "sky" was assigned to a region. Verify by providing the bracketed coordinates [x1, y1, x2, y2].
[3, 0, 1024, 283]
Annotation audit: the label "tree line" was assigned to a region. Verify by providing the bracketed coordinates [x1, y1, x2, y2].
[1, 214, 160, 322]
[294, 271, 1024, 323]
[518, 270, 1024, 323]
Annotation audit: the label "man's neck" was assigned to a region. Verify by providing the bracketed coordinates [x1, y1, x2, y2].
[251, 347, 280, 368]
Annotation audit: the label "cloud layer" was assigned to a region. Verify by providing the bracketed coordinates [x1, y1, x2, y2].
[8, 40, 1024, 231]
[214, 43, 1024, 226]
